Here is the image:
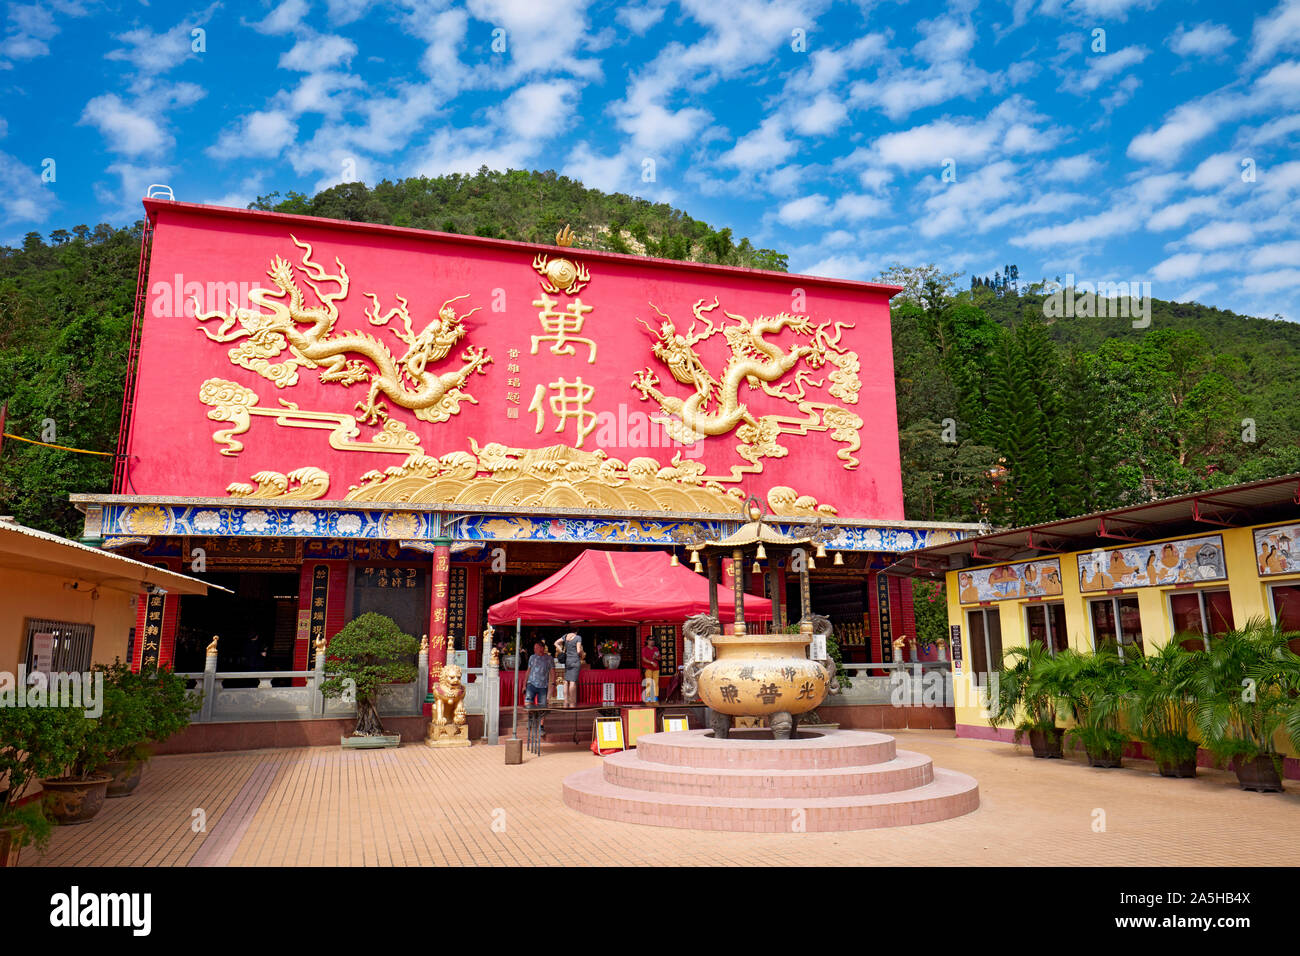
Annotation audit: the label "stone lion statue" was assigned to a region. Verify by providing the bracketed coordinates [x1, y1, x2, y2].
[432, 663, 467, 726]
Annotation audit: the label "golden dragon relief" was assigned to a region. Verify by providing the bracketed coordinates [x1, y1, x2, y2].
[631, 297, 864, 471]
[194, 236, 492, 425]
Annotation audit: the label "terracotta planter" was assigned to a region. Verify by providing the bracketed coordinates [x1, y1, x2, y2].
[1231, 755, 1283, 793]
[1027, 728, 1063, 759]
[0, 825, 23, 867]
[40, 775, 112, 826]
[102, 760, 145, 798]
[1156, 757, 1198, 778]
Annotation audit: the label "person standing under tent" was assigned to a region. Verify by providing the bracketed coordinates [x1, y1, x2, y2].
[524, 641, 552, 708]
[554, 627, 584, 709]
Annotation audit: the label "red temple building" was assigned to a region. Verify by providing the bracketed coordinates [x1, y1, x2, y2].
[73, 196, 981, 697]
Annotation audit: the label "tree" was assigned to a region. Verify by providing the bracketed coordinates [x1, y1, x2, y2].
[318, 613, 420, 737]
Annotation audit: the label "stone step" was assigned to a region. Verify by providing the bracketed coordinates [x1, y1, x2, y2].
[635, 729, 896, 771]
[602, 748, 935, 798]
[563, 766, 980, 832]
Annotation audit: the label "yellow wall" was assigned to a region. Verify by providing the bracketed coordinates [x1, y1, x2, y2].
[0, 568, 135, 672]
[946, 522, 1300, 743]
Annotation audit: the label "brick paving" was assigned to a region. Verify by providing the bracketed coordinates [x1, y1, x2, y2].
[22, 731, 1300, 867]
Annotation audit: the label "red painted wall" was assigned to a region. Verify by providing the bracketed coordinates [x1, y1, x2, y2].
[124, 201, 904, 519]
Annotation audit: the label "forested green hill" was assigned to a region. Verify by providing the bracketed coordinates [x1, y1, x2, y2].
[1, 171, 1296, 537]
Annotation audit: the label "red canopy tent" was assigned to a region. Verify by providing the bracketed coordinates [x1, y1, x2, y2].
[487, 549, 772, 625]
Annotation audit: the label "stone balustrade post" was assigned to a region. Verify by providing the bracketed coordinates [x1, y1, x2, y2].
[311, 637, 327, 717]
[200, 635, 218, 723]
[485, 650, 500, 745]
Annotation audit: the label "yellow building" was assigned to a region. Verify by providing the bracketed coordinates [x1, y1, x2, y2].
[890, 474, 1300, 763]
[0, 517, 216, 674]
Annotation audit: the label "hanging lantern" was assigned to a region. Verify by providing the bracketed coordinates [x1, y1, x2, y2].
[833, 551, 844, 566]
[756, 542, 767, 560]
[815, 542, 827, 559]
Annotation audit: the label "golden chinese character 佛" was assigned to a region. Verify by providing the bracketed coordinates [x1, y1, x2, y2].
[527, 377, 597, 447]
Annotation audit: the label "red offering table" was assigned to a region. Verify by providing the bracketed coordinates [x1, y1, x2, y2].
[578, 669, 643, 705]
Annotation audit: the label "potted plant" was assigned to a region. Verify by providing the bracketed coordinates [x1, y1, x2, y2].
[319, 612, 420, 748]
[0, 706, 65, 864]
[501, 641, 518, 670]
[1128, 637, 1201, 777]
[912, 580, 949, 660]
[1034, 647, 1137, 768]
[39, 696, 115, 825]
[1190, 618, 1300, 792]
[95, 660, 198, 797]
[598, 639, 622, 669]
[988, 641, 1061, 758]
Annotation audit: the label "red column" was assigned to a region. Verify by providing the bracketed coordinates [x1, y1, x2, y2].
[428, 541, 451, 713]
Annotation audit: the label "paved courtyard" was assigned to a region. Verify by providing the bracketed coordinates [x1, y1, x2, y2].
[22, 730, 1299, 867]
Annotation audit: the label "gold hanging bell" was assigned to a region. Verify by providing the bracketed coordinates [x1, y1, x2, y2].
[807, 556, 817, 570]
[669, 552, 679, 567]
[833, 551, 844, 566]
[751, 560, 761, 574]
[756, 542, 767, 560]
[815, 542, 827, 559]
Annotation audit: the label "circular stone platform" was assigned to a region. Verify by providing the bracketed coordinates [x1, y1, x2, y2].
[562, 729, 979, 832]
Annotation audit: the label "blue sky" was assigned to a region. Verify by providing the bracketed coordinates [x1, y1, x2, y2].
[3, 0, 1299, 320]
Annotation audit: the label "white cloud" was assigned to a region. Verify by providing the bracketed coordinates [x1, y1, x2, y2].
[252, 0, 310, 36]
[493, 80, 580, 141]
[1259, 159, 1300, 195]
[800, 253, 880, 280]
[1168, 22, 1236, 58]
[789, 93, 848, 136]
[94, 162, 173, 221]
[1061, 45, 1149, 95]
[1184, 221, 1253, 249]
[914, 16, 975, 63]
[1251, 240, 1300, 268]
[1254, 59, 1300, 98]
[717, 116, 796, 170]
[775, 192, 888, 226]
[209, 110, 299, 159]
[280, 35, 358, 72]
[1171, 282, 1220, 303]
[1127, 94, 1242, 163]
[562, 142, 638, 194]
[1045, 154, 1101, 181]
[1188, 152, 1244, 190]
[851, 61, 991, 120]
[0, 149, 55, 224]
[79, 94, 170, 157]
[1240, 268, 1300, 294]
[1147, 195, 1221, 231]
[1011, 208, 1132, 248]
[1248, 0, 1300, 65]
[616, 2, 668, 33]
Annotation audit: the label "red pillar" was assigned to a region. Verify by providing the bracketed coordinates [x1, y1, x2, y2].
[427, 540, 451, 712]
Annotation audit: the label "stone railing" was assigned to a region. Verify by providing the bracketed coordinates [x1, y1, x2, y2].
[828, 661, 952, 706]
[176, 649, 500, 738]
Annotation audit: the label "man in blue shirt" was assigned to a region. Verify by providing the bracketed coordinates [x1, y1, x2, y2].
[525, 641, 552, 708]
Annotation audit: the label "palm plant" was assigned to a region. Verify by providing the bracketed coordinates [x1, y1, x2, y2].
[1031, 646, 1139, 767]
[987, 641, 1060, 757]
[1189, 617, 1300, 791]
[1127, 636, 1201, 777]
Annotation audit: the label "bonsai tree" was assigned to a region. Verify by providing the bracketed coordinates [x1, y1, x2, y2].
[1032, 646, 1138, 766]
[1190, 617, 1300, 787]
[1127, 636, 1202, 776]
[988, 641, 1058, 748]
[319, 613, 419, 737]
